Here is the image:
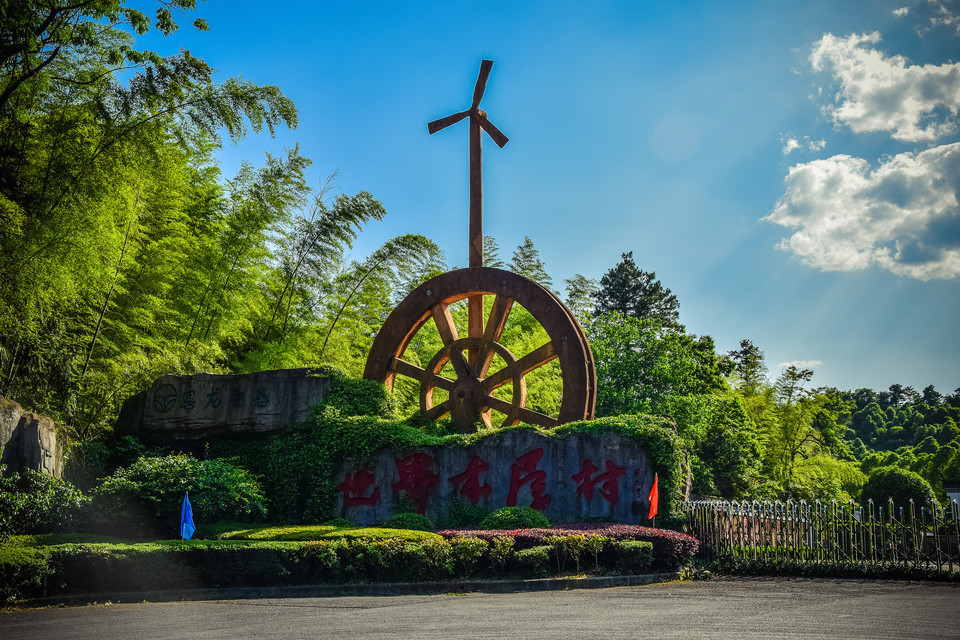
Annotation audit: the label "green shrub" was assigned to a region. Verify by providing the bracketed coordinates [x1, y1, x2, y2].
[544, 533, 608, 573]
[515, 545, 552, 578]
[93, 454, 266, 537]
[438, 498, 490, 529]
[0, 544, 51, 602]
[479, 506, 550, 530]
[0, 466, 90, 536]
[382, 512, 434, 531]
[415, 537, 453, 579]
[448, 536, 487, 577]
[319, 368, 395, 418]
[860, 466, 938, 510]
[322, 518, 354, 528]
[489, 536, 515, 577]
[611, 540, 654, 572]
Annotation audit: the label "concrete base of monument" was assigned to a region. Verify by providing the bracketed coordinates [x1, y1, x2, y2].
[17, 572, 682, 607]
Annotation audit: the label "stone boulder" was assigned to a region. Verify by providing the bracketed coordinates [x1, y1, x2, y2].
[116, 368, 330, 440]
[0, 396, 65, 478]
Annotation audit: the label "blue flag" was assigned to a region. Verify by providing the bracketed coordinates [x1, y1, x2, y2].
[180, 491, 195, 540]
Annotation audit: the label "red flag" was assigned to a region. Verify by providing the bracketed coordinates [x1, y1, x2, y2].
[647, 473, 659, 520]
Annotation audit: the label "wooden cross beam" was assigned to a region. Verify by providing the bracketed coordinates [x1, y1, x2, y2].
[428, 59, 509, 270]
[428, 60, 509, 370]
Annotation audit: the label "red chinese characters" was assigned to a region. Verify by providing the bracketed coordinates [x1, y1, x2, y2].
[338, 467, 381, 507]
[449, 455, 493, 505]
[393, 453, 440, 514]
[507, 448, 551, 510]
[571, 458, 626, 505]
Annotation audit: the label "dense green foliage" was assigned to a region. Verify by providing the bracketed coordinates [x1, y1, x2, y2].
[839, 385, 960, 504]
[479, 506, 551, 530]
[317, 368, 396, 418]
[0, 1, 442, 439]
[0, 467, 89, 536]
[92, 454, 266, 537]
[859, 466, 938, 509]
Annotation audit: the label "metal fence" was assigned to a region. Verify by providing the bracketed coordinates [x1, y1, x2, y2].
[682, 498, 960, 572]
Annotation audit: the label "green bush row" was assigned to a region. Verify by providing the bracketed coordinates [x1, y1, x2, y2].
[0, 535, 655, 602]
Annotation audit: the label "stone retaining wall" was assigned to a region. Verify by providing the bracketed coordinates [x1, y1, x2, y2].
[336, 429, 655, 525]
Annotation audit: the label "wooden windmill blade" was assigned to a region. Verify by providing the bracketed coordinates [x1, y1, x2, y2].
[364, 59, 596, 433]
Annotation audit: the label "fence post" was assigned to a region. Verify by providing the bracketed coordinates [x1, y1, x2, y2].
[950, 500, 959, 573]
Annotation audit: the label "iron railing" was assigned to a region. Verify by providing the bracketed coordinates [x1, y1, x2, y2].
[682, 498, 960, 572]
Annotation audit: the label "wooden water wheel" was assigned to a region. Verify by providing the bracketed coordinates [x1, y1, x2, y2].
[363, 61, 596, 432]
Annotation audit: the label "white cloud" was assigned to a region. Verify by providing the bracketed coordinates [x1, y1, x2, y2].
[893, 7, 910, 18]
[810, 32, 960, 142]
[765, 142, 960, 280]
[778, 360, 823, 370]
[782, 137, 802, 155]
[929, 1, 960, 34]
[781, 134, 827, 155]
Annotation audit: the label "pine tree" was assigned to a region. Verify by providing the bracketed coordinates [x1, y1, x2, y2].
[509, 236, 552, 289]
[592, 251, 678, 326]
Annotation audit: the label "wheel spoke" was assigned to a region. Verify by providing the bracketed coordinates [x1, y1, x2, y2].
[431, 303, 472, 378]
[423, 399, 452, 422]
[475, 294, 514, 377]
[482, 342, 558, 391]
[516, 406, 558, 428]
[483, 395, 558, 428]
[446, 348, 472, 379]
[431, 303, 459, 345]
[484, 394, 515, 415]
[467, 294, 484, 370]
[390, 358, 454, 390]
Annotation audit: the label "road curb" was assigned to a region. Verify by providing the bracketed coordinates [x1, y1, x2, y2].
[19, 572, 681, 608]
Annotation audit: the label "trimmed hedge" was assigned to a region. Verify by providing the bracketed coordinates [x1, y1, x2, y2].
[0, 526, 682, 602]
[439, 524, 698, 572]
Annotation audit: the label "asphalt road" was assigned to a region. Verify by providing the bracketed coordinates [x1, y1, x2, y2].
[3, 577, 959, 640]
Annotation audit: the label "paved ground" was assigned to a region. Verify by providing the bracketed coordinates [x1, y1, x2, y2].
[2, 577, 959, 639]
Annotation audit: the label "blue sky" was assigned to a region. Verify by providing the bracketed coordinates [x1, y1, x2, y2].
[136, 0, 960, 394]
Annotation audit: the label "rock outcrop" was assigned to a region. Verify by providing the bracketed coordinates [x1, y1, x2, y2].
[116, 368, 330, 440]
[0, 396, 65, 478]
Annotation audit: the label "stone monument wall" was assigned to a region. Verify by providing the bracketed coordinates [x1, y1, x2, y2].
[0, 396, 65, 478]
[336, 429, 656, 525]
[116, 368, 330, 440]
